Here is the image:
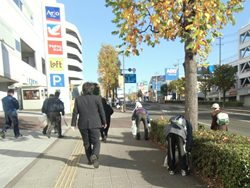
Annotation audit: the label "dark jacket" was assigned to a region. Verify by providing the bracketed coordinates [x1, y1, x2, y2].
[2, 95, 19, 113]
[211, 109, 228, 131]
[101, 98, 113, 123]
[165, 117, 193, 152]
[41, 98, 49, 114]
[42, 97, 65, 115]
[71, 95, 106, 129]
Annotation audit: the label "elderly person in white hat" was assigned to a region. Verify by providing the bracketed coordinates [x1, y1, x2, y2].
[210, 103, 228, 131]
[132, 102, 149, 140]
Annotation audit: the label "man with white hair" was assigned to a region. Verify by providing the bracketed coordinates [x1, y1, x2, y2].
[132, 102, 149, 140]
[210, 103, 228, 131]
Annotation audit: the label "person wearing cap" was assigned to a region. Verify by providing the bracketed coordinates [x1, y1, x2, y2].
[131, 102, 149, 140]
[210, 103, 228, 131]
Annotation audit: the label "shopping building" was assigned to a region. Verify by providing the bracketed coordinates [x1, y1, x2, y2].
[235, 23, 250, 106]
[0, 0, 83, 112]
[206, 22, 250, 106]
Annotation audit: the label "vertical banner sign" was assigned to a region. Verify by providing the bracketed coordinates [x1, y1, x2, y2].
[43, 3, 70, 113]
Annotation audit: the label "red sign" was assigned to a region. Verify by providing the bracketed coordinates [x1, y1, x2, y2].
[48, 40, 63, 55]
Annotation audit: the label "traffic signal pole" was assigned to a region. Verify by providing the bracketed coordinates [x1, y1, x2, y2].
[122, 54, 126, 112]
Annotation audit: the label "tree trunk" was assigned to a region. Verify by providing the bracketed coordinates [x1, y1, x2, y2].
[184, 40, 198, 130]
[223, 90, 226, 104]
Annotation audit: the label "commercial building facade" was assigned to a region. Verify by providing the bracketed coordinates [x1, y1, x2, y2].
[207, 23, 250, 106]
[235, 23, 250, 106]
[0, 0, 83, 112]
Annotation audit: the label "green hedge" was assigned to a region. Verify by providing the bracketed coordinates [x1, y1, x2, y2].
[150, 118, 250, 188]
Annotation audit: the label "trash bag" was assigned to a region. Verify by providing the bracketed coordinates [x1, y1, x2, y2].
[131, 120, 137, 136]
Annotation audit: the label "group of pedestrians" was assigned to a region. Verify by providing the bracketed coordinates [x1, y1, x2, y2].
[163, 102, 229, 176]
[41, 91, 65, 138]
[0, 85, 229, 175]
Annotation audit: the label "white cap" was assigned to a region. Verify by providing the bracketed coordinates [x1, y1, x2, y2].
[211, 103, 220, 110]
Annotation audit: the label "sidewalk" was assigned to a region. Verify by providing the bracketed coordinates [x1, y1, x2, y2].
[0, 110, 206, 188]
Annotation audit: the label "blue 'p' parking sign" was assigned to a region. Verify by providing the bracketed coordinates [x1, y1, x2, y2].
[50, 74, 65, 87]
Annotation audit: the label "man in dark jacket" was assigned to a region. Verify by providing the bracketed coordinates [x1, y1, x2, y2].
[0, 89, 22, 139]
[41, 94, 54, 135]
[100, 97, 114, 142]
[165, 115, 193, 176]
[45, 91, 65, 138]
[71, 82, 106, 168]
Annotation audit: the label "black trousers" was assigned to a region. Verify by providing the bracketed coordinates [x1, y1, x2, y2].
[167, 133, 188, 171]
[2, 111, 20, 137]
[101, 118, 110, 138]
[79, 128, 101, 162]
[46, 113, 62, 137]
[44, 113, 62, 136]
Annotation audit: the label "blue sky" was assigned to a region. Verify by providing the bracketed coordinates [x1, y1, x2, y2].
[58, 0, 250, 92]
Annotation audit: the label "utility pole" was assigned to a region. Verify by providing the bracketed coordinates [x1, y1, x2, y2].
[218, 37, 223, 101]
[122, 54, 126, 112]
[219, 37, 222, 66]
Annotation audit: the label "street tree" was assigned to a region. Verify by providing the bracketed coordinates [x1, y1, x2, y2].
[197, 65, 212, 101]
[98, 44, 120, 99]
[212, 64, 237, 104]
[173, 78, 185, 100]
[106, 0, 244, 130]
[198, 77, 213, 101]
[160, 83, 169, 97]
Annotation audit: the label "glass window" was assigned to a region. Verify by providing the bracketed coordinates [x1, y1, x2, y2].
[23, 90, 40, 100]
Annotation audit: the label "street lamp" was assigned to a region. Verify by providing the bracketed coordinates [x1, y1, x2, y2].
[122, 54, 126, 112]
[116, 48, 126, 112]
[155, 72, 159, 102]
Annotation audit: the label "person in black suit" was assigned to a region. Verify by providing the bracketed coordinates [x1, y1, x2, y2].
[100, 97, 114, 142]
[71, 82, 106, 168]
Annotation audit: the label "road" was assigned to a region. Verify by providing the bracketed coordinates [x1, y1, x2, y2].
[126, 102, 250, 137]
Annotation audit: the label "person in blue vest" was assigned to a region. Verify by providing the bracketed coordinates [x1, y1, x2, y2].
[0, 89, 22, 139]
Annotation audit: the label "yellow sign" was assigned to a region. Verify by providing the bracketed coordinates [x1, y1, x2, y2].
[49, 57, 64, 71]
[118, 75, 124, 88]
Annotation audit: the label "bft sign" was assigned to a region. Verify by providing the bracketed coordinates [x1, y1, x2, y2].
[50, 74, 65, 87]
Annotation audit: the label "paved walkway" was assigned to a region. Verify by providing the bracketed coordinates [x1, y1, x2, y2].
[0, 110, 206, 188]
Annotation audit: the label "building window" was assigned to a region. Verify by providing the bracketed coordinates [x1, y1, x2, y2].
[23, 90, 40, 100]
[15, 39, 21, 52]
[21, 39, 36, 68]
